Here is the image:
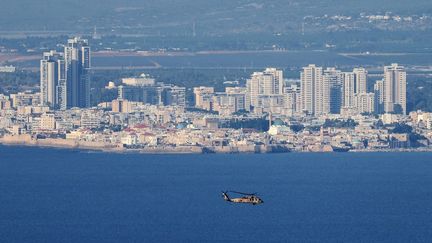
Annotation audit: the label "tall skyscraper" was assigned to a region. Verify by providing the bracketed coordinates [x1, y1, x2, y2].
[353, 67, 368, 94]
[343, 72, 356, 108]
[383, 63, 406, 114]
[40, 51, 65, 109]
[374, 79, 384, 114]
[64, 37, 91, 109]
[301, 64, 323, 116]
[323, 67, 343, 114]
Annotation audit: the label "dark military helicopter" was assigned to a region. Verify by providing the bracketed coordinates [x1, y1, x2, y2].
[222, 191, 264, 205]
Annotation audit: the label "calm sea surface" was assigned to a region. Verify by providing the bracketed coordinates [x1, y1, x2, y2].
[1, 146, 432, 242]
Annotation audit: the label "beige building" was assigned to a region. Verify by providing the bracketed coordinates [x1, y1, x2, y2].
[10, 92, 41, 108]
[40, 113, 56, 130]
[194, 87, 214, 111]
[112, 99, 132, 113]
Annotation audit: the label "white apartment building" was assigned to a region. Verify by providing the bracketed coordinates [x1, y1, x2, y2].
[301, 64, 323, 116]
[354, 93, 375, 114]
[246, 68, 284, 113]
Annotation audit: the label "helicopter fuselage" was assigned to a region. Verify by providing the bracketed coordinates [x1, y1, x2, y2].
[222, 192, 263, 205]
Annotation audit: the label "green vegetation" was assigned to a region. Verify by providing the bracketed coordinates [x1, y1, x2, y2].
[407, 77, 432, 112]
[289, 124, 305, 133]
[0, 71, 38, 94]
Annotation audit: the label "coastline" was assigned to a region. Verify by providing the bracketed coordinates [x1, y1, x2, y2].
[1, 135, 431, 154]
[0, 134, 286, 154]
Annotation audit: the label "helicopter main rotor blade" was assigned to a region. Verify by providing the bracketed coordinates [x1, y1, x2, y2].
[229, 191, 257, 196]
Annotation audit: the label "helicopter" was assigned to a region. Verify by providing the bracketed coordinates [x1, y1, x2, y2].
[222, 191, 264, 205]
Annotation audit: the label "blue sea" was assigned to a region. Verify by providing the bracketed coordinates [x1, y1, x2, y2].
[1, 146, 432, 242]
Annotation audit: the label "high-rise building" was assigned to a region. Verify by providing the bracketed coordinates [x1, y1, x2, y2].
[323, 68, 343, 114]
[354, 93, 375, 114]
[247, 68, 284, 112]
[353, 67, 368, 94]
[343, 72, 356, 108]
[300, 64, 323, 116]
[374, 79, 384, 114]
[64, 37, 91, 109]
[283, 84, 301, 116]
[262, 68, 284, 95]
[383, 63, 406, 114]
[247, 68, 284, 111]
[40, 51, 65, 108]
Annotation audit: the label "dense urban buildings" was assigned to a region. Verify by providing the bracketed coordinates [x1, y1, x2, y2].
[190, 65, 406, 118]
[0, 43, 425, 153]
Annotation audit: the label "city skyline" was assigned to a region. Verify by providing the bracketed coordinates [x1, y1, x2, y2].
[37, 37, 407, 118]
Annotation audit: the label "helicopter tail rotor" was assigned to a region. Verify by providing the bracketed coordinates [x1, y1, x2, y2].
[222, 191, 230, 201]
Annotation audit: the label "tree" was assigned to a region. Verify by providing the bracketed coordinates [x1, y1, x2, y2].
[393, 104, 404, 115]
[390, 123, 412, 134]
[290, 124, 304, 133]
